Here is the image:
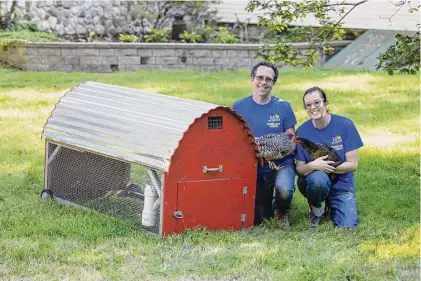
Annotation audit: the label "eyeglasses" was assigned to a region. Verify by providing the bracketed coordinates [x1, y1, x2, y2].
[254, 75, 274, 84]
[304, 99, 324, 109]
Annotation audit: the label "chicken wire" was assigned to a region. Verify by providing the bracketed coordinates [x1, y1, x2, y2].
[45, 141, 163, 235]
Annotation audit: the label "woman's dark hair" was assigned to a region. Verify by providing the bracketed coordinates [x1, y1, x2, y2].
[250, 61, 279, 84]
[303, 86, 329, 111]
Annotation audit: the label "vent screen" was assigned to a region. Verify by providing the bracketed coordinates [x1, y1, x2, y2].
[208, 116, 222, 130]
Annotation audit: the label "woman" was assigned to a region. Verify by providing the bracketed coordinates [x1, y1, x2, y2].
[295, 86, 364, 228]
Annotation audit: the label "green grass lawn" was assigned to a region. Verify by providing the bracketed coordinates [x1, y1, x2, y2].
[0, 67, 419, 281]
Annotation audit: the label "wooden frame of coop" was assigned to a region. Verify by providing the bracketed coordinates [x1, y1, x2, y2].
[41, 82, 258, 236]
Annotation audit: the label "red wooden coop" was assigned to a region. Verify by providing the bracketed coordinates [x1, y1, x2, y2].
[41, 82, 258, 236]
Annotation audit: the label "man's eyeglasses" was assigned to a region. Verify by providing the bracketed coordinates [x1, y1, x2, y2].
[304, 100, 324, 109]
[255, 75, 274, 84]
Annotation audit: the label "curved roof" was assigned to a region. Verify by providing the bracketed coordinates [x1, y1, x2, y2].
[42, 82, 257, 172]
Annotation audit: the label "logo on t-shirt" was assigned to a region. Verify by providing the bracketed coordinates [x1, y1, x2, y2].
[266, 114, 281, 128]
[331, 135, 343, 151]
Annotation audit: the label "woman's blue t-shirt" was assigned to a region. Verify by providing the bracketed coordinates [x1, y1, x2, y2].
[295, 114, 364, 191]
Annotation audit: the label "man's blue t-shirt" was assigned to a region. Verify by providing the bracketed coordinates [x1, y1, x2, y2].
[295, 114, 364, 191]
[232, 96, 297, 175]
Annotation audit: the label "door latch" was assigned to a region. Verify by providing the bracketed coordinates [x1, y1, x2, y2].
[173, 211, 184, 219]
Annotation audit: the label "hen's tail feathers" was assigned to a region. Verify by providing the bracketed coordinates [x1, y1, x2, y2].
[329, 173, 339, 185]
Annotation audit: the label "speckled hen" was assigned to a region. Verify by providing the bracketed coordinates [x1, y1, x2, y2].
[255, 132, 297, 170]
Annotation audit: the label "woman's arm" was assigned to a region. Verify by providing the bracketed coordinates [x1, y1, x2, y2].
[296, 156, 336, 177]
[333, 149, 359, 174]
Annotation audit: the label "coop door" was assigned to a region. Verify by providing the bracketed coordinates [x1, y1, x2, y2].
[175, 178, 249, 232]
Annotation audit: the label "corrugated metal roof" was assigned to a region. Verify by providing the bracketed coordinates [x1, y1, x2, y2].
[42, 82, 256, 172]
[211, 0, 420, 31]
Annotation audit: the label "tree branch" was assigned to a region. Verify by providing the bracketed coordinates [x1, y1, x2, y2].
[333, 0, 369, 28]
[306, 0, 368, 61]
[386, 0, 406, 25]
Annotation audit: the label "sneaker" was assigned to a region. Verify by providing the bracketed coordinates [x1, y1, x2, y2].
[308, 210, 321, 228]
[310, 205, 324, 217]
[274, 209, 291, 230]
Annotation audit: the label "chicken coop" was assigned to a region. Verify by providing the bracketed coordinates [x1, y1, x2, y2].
[41, 82, 258, 236]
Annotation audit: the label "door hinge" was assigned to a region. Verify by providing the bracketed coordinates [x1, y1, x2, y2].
[242, 186, 248, 194]
[241, 214, 246, 222]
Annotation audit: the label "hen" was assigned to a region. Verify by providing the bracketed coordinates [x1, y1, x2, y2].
[293, 136, 343, 184]
[255, 132, 297, 170]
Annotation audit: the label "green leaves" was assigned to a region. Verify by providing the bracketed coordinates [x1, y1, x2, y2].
[0, 0, 18, 31]
[246, 0, 352, 67]
[144, 28, 170, 43]
[179, 30, 201, 43]
[247, 0, 419, 75]
[377, 31, 420, 75]
[118, 34, 139, 43]
[211, 27, 239, 44]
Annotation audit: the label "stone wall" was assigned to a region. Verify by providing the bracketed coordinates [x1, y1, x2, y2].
[0, 41, 351, 73]
[8, 0, 209, 38]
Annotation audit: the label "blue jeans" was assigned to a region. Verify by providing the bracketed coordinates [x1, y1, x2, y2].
[254, 163, 296, 225]
[297, 171, 358, 227]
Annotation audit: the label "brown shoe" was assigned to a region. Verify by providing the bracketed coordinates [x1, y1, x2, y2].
[274, 209, 291, 230]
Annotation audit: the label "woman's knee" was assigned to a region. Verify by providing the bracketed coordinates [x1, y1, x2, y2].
[329, 192, 358, 228]
[307, 171, 330, 190]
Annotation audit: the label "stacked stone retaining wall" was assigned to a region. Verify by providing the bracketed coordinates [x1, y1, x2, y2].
[0, 41, 351, 72]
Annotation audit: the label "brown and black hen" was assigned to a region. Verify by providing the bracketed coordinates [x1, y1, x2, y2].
[293, 136, 343, 184]
[255, 132, 297, 170]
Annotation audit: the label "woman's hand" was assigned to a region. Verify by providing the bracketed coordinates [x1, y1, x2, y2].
[310, 155, 336, 173]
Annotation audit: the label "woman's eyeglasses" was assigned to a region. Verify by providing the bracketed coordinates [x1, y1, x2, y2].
[255, 75, 274, 84]
[305, 100, 324, 109]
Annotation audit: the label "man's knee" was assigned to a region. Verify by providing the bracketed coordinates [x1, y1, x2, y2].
[276, 187, 291, 200]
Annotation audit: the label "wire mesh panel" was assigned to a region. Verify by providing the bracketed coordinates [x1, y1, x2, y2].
[45, 141, 163, 235]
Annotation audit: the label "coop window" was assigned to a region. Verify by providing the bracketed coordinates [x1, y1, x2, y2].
[208, 116, 222, 130]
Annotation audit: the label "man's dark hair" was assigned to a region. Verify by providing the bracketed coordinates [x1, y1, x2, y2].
[303, 86, 329, 111]
[250, 61, 279, 84]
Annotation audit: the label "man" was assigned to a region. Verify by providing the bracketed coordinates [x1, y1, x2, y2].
[232, 62, 297, 229]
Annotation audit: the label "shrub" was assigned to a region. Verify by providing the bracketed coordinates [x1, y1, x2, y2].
[0, 31, 59, 42]
[144, 28, 170, 42]
[196, 26, 214, 42]
[0, 31, 58, 51]
[211, 27, 239, 44]
[0, 0, 18, 31]
[119, 34, 138, 43]
[0, 39, 21, 51]
[87, 30, 96, 42]
[180, 30, 201, 43]
[125, 1, 219, 40]
[14, 23, 38, 32]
